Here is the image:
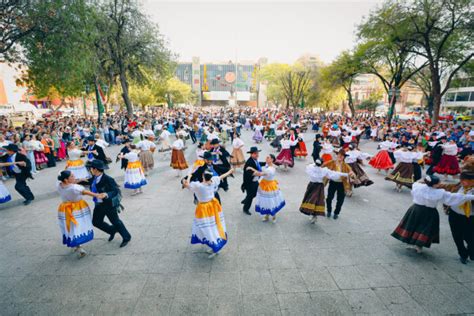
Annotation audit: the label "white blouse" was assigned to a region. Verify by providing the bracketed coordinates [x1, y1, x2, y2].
[172, 139, 184, 150]
[305, 164, 348, 183]
[449, 187, 474, 217]
[57, 183, 85, 202]
[232, 138, 244, 149]
[189, 176, 220, 202]
[442, 143, 458, 156]
[137, 140, 156, 151]
[321, 143, 334, 155]
[393, 150, 424, 163]
[379, 141, 397, 151]
[261, 166, 276, 181]
[411, 182, 474, 208]
[281, 139, 298, 149]
[124, 151, 139, 162]
[345, 150, 371, 164]
[68, 148, 83, 161]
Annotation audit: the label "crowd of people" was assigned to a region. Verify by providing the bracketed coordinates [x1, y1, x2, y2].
[1, 107, 473, 264]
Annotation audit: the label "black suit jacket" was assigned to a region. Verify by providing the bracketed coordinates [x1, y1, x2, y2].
[312, 141, 322, 161]
[211, 146, 231, 169]
[87, 173, 120, 208]
[84, 144, 108, 164]
[242, 158, 264, 192]
[6, 153, 33, 179]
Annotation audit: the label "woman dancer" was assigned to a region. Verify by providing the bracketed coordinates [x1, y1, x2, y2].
[170, 135, 189, 177]
[275, 134, 298, 169]
[369, 139, 397, 173]
[230, 133, 245, 170]
[391, 175, 474, 254]
[65, 142, 90, 180]
[385, 146, 425, 192]
[299, 159, 348, 223]
[192, 143, 206, 172]
[119, 145, 147, 195]
[247, 154, 285, 223]
[320, 139, 334, 163]
[136, 135, 156, 176]
[57, 170, 99, 258]
[294, 133, 308, 159]
[434, 138, 461, 177]
[345, 144, 373, 193]
[252, 124, 264, 143]
[183, 168, 234, 258]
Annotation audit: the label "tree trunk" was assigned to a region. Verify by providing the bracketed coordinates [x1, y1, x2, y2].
[347, 91, 355, 117]
[119, 66, 133, 116]
[430, 68, 441, 124]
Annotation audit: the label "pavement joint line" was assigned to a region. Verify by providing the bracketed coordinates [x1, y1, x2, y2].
[0, 142, 198, 211]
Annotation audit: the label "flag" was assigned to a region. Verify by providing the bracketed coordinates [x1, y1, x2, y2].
[98, 84, 107, 104]
[94, 83, 105, 114]
[299, 95, 305, 108]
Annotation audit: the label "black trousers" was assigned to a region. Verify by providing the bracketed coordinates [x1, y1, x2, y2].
[14, 174, 34, 201]
[326, 181, 345, 215]
[243, 182, 259, 212]
[190, 131, 197, 143]
[93, 203, 131, 241]
[448, 210, 474, 260]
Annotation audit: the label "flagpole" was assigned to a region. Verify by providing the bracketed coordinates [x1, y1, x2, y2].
[94, 78, 101, 125]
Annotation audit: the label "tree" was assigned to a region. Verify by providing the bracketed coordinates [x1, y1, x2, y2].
[259, 63, 291, 107]
[357, 1, 427, 125]
[95, 0, 172, 116]
[402, 0, 474, 122]
[20, 0, 98, 106]
[411, 68, 434, 116]
[323, 51, 360, 117]
[0, 1, 38, 62]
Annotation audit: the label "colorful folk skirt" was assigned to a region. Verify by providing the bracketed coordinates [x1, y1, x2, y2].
[57, 141, 67, 160]
[265, 128, 276, 140]
[139, 150, 154, 171]
[255, 179, 286, 216]
[275, 149, 294, 167]
[385, 162, 414, 188]
[230, 148, 245, 168]
[433, 154, 460, 175]
[192, 159, 206, 172]
[58, 200, 94, 247]
[66, 159, 91, 180]
[321, 153, 333, 162]
[391, 204, 439, 248]
[348, 162, 374, 188]
[34, 151, 48, 165]
[294, 141, 308, 157]
[191, 198, 227, 253]
[369, 150, 394, 170]
[253, 129, 263, 143]
[0, 181, 11, 204]
[299, 182, 325, 217]
[124, 161, 147, 189]
[170, 149, 189, 170]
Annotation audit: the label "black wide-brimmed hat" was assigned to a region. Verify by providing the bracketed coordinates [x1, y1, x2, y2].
[2, 144, 19, 152]
[210, 138, 220, 145]
[247, 146, 261, 154]
[87, 136, 96, 142]
[86, 159, 109, 170]
[201, 151, 213, 160]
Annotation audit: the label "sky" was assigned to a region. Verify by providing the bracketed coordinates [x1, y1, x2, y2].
[143, 0, 385, 64]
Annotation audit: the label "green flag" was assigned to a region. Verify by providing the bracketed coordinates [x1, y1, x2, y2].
[94, 83, 105, 115]
[299, 95, 305, 109]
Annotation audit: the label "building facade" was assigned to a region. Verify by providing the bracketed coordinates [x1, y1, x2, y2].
[442, 76, 474, 113]
[175, 57, 267, 106]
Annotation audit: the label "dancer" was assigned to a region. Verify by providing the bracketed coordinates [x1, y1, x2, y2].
[320, 139, 334, 163]
[3, 144, 34, 205]
[57, 170, 99, 258]
[434, 137, 461, 177]
[183, 168, 234, 258]
[294, 134, 308, 159]
[311, 134, 323, 163]
[252, 124, 263, 143]
[369, 139, 396, 172]
[192, 143, 206, 172]
[84, 136, 108, 164]
[299, 159, 349, 223]
[385, 146, 425, 192]
[0, 160, 28, 204]
[324, 149, 353, 219]
[247, 154, 285, 223]
[65, 142, 90, 180]
[136, 135, 156, 176]
[242, 146, 264, 215]
[345, 144, 373, 193]
[230, 133, 245, 170]
[275, 134, 298, 169]
[391, 175, 474, 254]
[119, 145, 147, 195]
[210, 138, 232, 191]
[170, 135, 189, 177]
[87, 159, 131, 248]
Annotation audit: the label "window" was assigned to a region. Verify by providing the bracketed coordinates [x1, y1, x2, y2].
[470, 92, 474, 101]
[456, 92, 470, 102]
[446, 93, 456, 102]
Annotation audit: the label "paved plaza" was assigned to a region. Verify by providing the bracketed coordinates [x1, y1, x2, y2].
[1, 131, 474, 315]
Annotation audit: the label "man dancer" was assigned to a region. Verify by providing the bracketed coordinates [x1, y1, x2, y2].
[87, 159, 131, 247]
[210, 138, 232, 191]
[241, 146, 264, 215]
[324, 149, 353, 219]
[3, 144, 34, 205]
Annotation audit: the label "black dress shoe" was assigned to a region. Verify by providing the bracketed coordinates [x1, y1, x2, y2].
[460, 257, 468, 264]
[243, 209, 251, 215]
[326, 212, 331, 218]
[333, 214, 339, 220]
[23, 200, 32, 205]
[108, 232, 116, 242]
[120, 239, 130, 248]
[470, 255, 474, 261]
[241, 199, 245, 204]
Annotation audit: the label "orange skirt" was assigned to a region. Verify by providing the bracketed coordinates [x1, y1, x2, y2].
[170, 149, 188, 170]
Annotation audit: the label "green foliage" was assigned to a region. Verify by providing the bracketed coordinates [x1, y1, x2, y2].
[259, 63, 291, 106]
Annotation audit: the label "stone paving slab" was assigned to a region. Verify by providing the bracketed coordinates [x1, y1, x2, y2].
[1, 131, 474, 315]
